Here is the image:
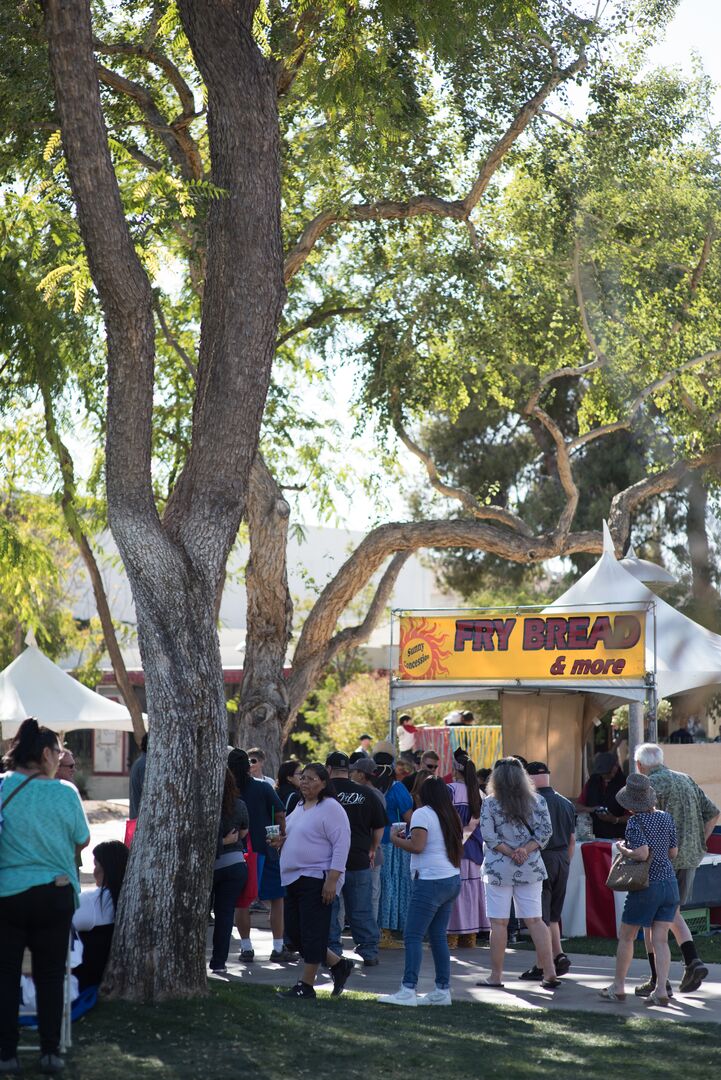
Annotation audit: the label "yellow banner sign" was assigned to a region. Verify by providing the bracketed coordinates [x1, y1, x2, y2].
[397, 612, 646, 682]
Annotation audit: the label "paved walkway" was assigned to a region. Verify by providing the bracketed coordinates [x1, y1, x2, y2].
[86, 806, 721, 1024]
[209, 921, 721, 1024]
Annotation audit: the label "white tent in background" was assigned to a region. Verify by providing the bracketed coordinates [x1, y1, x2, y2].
[0, 642, 138, 739]
[619, 541, 677, 585]
[548, 522, 721, 708]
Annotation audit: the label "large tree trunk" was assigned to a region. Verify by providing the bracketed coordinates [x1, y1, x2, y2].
[237, 455, 293, 773]
[103, 564, 226, 999]
[44, 0, 284, 999]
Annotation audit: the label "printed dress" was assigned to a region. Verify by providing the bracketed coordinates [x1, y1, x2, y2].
[446, 782, 490, 934]
[378, 781, 413, 931]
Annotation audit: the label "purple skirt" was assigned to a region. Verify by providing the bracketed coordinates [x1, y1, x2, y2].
[447, 856, 490, 933]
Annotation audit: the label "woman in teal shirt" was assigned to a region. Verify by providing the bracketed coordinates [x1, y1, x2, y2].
[0, 718, 90, 1076]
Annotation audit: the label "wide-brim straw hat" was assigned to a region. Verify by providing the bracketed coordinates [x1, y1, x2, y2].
[616, 772, 656, 813]
[372, 739, 395, 759]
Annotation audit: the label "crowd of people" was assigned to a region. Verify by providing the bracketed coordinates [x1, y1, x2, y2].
[0, 717, 719, 1075]
[207, 736, 719, 1007]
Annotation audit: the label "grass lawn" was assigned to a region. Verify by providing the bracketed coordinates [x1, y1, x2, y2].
[511, 933, 721, 963]
[32, 983, 721, 1080]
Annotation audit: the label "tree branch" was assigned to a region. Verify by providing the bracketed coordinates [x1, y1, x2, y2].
[608, 444, 721, 549]
[394, 419, 533, 536]
[285, 551, 410, 725]
[275, 304, 365, 347]
[283, 47, 587, 283]
[93, 36, 197, 116]
[154, 295, 198, 380]
[96, 62, 196, 177]
[569, 350, 721, 451]
[523, 403, 579, 538]
[667, 228, 715, 340]
[275, 5, 319, 98]
[163, 1, 285, 567]
[43, 0, 158, 533]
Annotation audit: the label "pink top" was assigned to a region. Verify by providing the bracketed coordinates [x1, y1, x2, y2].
[280, 798, 351, 893]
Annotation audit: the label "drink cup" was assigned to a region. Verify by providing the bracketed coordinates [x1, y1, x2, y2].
[265, 824, 281, 840]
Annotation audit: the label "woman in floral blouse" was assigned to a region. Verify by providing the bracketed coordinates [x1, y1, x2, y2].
[479, 758, 560, 989]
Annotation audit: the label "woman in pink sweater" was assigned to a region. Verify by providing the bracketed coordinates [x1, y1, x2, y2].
[272, 764, 353, 999]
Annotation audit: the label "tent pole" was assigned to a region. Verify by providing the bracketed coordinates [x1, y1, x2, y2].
[628, 701, 644, 773]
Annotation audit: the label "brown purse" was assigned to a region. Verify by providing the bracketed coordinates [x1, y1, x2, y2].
[605, 824, 651, 892]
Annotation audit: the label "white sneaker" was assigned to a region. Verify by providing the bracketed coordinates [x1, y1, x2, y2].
[417, 988, 452, 1006]
[378, 985, 418, 1006]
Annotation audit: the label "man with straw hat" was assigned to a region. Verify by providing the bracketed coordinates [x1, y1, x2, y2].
[635, 742, 719, 995]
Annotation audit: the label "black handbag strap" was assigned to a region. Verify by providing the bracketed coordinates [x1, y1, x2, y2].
[0, 772, 39, 811]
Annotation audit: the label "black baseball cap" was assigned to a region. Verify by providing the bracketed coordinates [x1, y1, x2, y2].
[526, 761, 549, 776]
[326, 751, 350, 770]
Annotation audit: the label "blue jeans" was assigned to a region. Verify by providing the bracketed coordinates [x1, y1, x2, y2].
[402, 874, 461, 990]
[328, 868, 379, 961]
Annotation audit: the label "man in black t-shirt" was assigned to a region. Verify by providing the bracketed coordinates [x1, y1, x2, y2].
[326, 751, 387, 965]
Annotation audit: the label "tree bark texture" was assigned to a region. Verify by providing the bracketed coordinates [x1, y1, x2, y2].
[237, 455, 293, 774]
[41, 386, 146, 747]
[43, 0, 284, 999]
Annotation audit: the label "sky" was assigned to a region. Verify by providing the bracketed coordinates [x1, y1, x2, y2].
[63, 0, 721, 534]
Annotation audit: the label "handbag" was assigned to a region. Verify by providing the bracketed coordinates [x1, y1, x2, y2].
[605, 825, 651, 892]
[235, 834, 259, 909]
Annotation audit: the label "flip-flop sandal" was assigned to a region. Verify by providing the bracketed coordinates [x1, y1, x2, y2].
[598, 986, 626, 1002]
[476, 978, 505, 988]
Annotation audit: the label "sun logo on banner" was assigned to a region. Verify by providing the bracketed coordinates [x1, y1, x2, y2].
[398, 618, 452, 679]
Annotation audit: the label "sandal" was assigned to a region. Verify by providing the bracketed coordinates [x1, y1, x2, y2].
[598, 986, 626, 1002]
[476, 978, 505, 988]
[646, 993, 670, 1007]
[541, 976, 563, 990]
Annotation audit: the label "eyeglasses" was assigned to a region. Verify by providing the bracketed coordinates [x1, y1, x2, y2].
[249, 758, 259, 765]
[424, 763, 438, 770]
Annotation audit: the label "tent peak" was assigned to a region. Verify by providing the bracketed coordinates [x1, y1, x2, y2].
[602, 521, 616, 557]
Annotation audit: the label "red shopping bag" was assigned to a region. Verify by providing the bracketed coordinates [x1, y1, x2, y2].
[235, 834, 258, 909]
[124, 819, 137, 847]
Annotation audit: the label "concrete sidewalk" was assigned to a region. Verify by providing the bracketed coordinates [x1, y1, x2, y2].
[208, 925, 721, 1023]
[84, 808, 721, 1023]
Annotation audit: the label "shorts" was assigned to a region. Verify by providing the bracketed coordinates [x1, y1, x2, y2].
[622, 878, 680, 928]
[675, 868, 696, 906]
[484, 880, 543, 920]
[541, 851, 570, 925]
[258, 851, 285, 901]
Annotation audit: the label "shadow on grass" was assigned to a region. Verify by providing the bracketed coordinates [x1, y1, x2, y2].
[54, 983, 721, 1080]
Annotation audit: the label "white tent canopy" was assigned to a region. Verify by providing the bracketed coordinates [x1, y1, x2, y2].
[0, 644, 138, 738]
[548, 522, 721, 708]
